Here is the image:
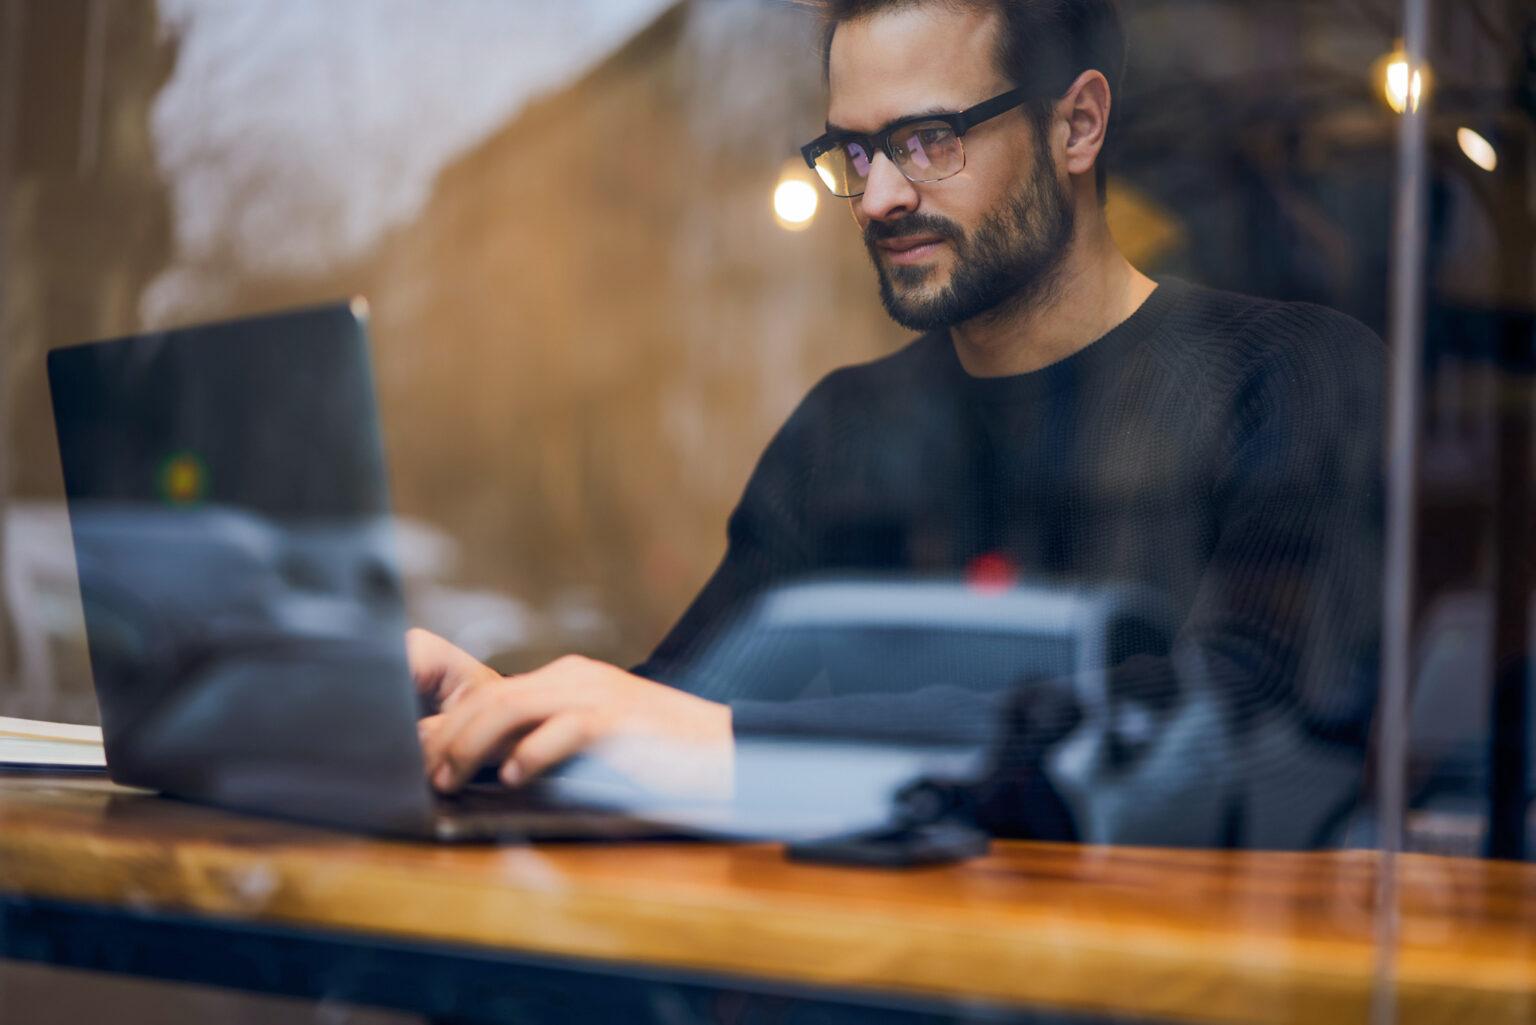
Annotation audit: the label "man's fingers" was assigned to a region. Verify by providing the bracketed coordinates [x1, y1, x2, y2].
[441, 672, 492, 711]
[422, 679, 514, 782]
[415, 654, 732, 800]
[429, 682, 583, 791]
[405, 627, 493, 706]
[502, 712, 589, 785]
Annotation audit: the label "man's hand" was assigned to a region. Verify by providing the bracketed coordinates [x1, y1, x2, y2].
[406, 627, 502, 712]
[407, 630, 733, 797]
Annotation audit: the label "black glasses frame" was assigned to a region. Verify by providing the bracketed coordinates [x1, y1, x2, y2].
[800, 85, 1036, 197]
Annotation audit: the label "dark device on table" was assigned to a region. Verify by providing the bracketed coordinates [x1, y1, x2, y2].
[45, 301, 737, 843]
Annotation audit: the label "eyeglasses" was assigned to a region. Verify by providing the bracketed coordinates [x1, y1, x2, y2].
[800, 85, 1036, 198]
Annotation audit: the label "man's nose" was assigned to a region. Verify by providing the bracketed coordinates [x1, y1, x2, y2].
[858, 151, 919, 222]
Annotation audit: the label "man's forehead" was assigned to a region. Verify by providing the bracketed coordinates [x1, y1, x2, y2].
[826, 4, 1008, 132]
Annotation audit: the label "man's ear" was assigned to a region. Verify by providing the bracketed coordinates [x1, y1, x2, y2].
[1057, 69, 1111, 180]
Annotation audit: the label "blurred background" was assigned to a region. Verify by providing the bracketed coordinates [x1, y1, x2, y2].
[0, 0, 1532, 844]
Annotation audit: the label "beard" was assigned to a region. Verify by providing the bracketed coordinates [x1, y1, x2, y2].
[864, 151, 1076, 333]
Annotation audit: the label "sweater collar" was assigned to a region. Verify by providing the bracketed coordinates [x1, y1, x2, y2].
[933, 276, 1189, 404]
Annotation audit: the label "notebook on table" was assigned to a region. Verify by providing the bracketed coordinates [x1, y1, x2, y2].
[0, 716, 106, 771]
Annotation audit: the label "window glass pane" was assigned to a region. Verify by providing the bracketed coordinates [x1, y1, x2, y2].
[2, 2, 1529, 1024]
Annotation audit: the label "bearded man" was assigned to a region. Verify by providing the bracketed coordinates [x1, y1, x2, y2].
[410, 0, 1382, 846]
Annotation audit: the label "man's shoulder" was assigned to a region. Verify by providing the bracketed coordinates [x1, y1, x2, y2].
[1156, 279, 1384, 388]
[802, 332, 951, 404]
[1149, 281, 1385, 450]
[1164, 279, 1382, 353]
[763, 334, 950, 448]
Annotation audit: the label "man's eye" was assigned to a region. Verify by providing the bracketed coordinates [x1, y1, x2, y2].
[918, 126, 954, 145]
[846, 141, 871, 177]
[897, 131, 934, 170]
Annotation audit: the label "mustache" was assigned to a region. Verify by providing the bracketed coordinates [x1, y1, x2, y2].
[863, 214, 963, 247]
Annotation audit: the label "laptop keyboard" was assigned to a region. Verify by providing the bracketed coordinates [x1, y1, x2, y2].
[435, 781, 606, 814]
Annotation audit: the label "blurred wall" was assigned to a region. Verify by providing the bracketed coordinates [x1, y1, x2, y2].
[1, 0, 915, 719]
[2, 0, 176, 719]
[123, 0, 912, 670]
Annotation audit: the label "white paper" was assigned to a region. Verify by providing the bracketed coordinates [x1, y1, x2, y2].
[0, 717, 106, 768]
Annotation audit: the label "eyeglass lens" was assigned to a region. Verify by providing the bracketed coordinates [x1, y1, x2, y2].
[813, 121, 965, 197]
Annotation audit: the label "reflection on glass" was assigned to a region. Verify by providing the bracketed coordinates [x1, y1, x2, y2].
[46, 306, 435, 835]
[1455, 126, 1498, 173]
[1376, 41, 1431, 115]
[7, 0, 1536, 1022]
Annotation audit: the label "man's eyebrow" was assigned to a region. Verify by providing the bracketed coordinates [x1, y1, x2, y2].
[824, 106, 957, 136]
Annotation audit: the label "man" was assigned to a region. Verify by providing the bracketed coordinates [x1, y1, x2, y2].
[413, 0, 1382, 844]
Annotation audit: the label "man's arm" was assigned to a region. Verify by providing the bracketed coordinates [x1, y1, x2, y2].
[630, 381, 823, 685]
[412, 377, 831, 794]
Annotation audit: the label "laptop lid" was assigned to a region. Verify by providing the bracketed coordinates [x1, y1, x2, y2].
[47, 301, 438, 835]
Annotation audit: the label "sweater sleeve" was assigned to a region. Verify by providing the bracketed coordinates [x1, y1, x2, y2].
[628, 377, 827, 687]
[1181, 305, 1384, 748]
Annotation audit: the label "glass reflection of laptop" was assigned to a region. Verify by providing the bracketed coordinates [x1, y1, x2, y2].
[43, 300, 744, 842]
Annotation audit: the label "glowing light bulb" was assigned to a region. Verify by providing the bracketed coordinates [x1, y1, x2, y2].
[1376, 43, 1430, 114]
[773, 178, 818, 230]
[1386, 60, 1422, 113]
[1457, 127, 1497, 172]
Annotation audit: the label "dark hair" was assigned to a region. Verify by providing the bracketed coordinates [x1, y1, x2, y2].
[809, 0, 1125, 197]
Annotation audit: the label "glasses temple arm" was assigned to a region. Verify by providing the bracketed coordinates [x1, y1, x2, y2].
[955, 85, 1038, 133]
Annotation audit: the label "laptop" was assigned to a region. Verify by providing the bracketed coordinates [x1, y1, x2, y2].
[44, 300, 752, 841]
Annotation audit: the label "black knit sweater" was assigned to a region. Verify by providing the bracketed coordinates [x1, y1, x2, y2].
[634, 278, 1384, 833]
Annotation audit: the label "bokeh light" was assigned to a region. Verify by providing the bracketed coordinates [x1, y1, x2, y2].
[773, 178, 818, 231]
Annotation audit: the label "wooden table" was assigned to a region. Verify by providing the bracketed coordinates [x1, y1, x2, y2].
[0, 774, 1532, 1024]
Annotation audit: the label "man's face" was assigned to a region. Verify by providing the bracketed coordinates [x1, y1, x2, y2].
[827, 5, 1075, 331]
